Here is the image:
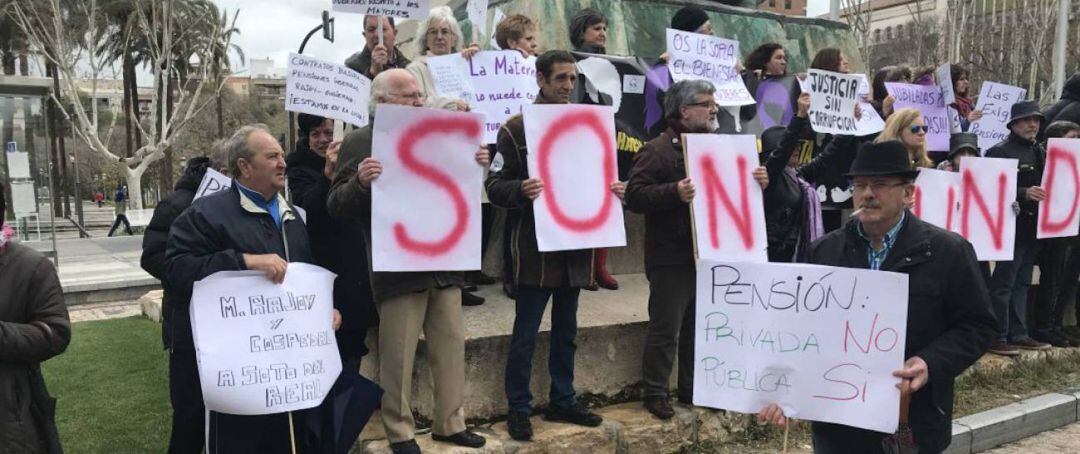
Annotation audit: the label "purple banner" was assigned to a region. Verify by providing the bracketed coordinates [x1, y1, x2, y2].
[884, 82, 949, 152]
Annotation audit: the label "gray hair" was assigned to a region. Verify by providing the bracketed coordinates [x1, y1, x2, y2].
[225, 124, 271, 177]
[665, 80, 715, 120]
[416, 6, 464, 55]
[425, 96, 468, 111]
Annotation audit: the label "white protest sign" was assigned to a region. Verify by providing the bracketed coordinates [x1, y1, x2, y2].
[885, 82, 949, 151]
[958, 157, 1018, 261]
[467, 0, 489, 38]
[371, 104, 484, 271]
[10, 181, 36, 215]
[428, 53, 476, 103]
[666, 29, 754, 106]
[1038, 138, 1080, 239]
[806, 69, 861, 135]
[190, 263, 342, 415]
[524, 104, 626, 251]
[948, 106, 963, 134]
[286, 53, 371, 127]
[694, 260, 909, 434]
[913, 168, 961, 232]
[463, 50, 536, 144]
[970, 82, 1026, 153]
[331, 0, 430, 19]
[936, 63, 955, 105]
[684, 134, 768, 263]
[854, 75, 885, 135]
[5, 151, 30, 179]
[194, 168, 232, 201]
[489, 8, 506, 49]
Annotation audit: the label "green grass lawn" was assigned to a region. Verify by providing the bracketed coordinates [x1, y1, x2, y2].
[43, 317, 171, 454]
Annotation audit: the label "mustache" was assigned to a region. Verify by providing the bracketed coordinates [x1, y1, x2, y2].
[859, 202, 881, 209]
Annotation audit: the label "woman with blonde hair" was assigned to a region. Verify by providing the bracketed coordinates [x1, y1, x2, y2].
[875, 108, 934, 168]
[406, 6, 480, 99]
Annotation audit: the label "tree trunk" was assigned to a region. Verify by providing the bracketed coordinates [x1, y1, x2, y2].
[127, 61, 143, 150]
[123, 163, 145, 211]
[216, 77, 224, 139]
[123, 52, 134, 158]
[46, 63, 70, 217]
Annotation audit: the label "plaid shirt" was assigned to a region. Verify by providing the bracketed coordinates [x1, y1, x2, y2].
[858, 212, 906, 271]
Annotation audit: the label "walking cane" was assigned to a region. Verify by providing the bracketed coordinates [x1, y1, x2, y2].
[882, 380, 918, 453]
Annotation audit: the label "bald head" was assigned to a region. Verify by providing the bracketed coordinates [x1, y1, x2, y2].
[372, 69, 423, 112]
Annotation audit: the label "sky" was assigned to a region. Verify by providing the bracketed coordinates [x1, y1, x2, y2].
[210, 0, 833, 77]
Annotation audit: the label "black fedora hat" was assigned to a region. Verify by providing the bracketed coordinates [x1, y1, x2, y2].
[845, 140, 920, 179]
[1007, 100, 1044, 127]
[948, 132, 980, 158]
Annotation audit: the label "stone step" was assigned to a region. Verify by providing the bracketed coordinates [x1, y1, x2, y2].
[352, 402, 760, 454]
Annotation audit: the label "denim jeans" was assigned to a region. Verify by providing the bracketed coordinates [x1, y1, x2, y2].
[989, 236, 1038, 342]
[504, 286, 580, 413]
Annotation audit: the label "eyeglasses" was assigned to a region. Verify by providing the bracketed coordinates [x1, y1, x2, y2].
[909, 125, 929, 134]
[686, 100, 719, 110]
[851, 181, 908, 193]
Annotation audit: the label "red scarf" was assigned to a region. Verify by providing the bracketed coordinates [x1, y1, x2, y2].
[953, 96, 974, 118]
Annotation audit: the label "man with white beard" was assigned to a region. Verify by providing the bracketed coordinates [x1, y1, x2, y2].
[625, 79, 769, 419]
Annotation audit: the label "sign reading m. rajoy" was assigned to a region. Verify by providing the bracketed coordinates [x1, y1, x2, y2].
[190, 264, 343, 415]
[285, 53, 371, 127]
[331, 0, 430, 19]
[694, 260, 909, 434]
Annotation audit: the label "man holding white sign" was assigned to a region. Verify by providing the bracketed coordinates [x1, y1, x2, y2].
[165, 125, 341, 453]
[328, 69, 488, 453]
[759, 142, 996, 453]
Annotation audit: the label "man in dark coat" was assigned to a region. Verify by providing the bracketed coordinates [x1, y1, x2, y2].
[625, 79, 768, 420]
[286, 113, 374, 369]
[486, 50, 623, 441]
[165, 124, 336, 453]
[1042, 73, 1080, 136]
[759, 141, 997, 453]
[0, 187, 70, 454]
[985, 101, 1052, 353]
[328, 69, 487, 454]
[345, 15, 410, 79]
[140, 154, 218, 453]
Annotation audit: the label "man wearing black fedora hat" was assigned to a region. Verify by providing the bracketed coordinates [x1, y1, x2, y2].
[985, 100, 1053, 353]
[758, 140, 997, 453]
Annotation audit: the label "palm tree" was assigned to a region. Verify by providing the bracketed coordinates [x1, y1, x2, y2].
[208, 7, 244, 139]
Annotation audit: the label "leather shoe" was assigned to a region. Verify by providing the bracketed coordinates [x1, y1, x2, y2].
[462, 290, 485, 306]
[644, 397, 674, 420]
[1033, 331, 1071, 348]
[389, 439, 421, 454]
[432, 429, 486, 448]
[507, 411, 533, 441]
[544, 403, 602, 427]
[988, 341, 1020, 356]
[1010, 337, 1052, 350]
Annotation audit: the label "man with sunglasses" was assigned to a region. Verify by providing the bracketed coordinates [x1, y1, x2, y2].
[758, 141, 997, 453]
[984, 100, 1052, 353]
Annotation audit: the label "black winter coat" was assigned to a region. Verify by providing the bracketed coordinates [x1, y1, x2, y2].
[805, 214, 997, 453]
[624, 128, 694, 271]
[986, 132, 1045, 237]
[1043, 73, 1080, 131]
[141, 158, 208, 349]
[163, 184, 312, 350]
[287, 139, 374, 361]
[0, 242, 69, 454]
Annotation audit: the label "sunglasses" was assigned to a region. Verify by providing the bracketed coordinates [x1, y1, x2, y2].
[909, 125, 929, 134]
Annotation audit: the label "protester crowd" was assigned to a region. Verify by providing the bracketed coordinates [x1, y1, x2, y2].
[5, 4, 1080, 454]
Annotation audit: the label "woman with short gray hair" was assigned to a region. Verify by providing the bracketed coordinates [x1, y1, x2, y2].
[406, 6, 480, 101]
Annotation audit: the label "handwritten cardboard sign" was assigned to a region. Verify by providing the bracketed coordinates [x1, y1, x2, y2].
[694, 260, 909, 434]
[489, 8, 506, 49]
[936, 63, 955, 105]
[430, 50, 536, 144]
[806, 69, 861, 135]
[467, 0, 489, 37]
[666, 29, 754, 106]
[371, 104, 484, 271]
[1038, 138, 1080, 239]
[970, 82, 1027, 152]
[285, 53, 371, 127]
[684, 134, 768, 263]
[524, 104, 626, 251]
[193, 168, 232, 201]
[913, 168, 961, 232]
[331, 0, 430, 19]
[885, 82, 949, 151]
[959, 157, 1018, 261]
[190, 264, 342, 415]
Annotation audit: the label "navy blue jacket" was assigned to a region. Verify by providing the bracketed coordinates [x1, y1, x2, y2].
[163, 183, 312, 350]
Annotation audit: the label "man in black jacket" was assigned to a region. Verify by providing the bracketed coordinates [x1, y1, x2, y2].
[759, 141, 997, 453]
[1042, 73, 1080, 137]
[985, 101, 1052, 353]
[286, 113, 375, 369]
[140, 154, 218, 453]
[165, 124, 338, 453]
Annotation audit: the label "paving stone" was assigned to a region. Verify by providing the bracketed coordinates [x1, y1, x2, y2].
[490, 415, 619, 454]
[692, 406, 751, 444]
[596, 402, 695, 453]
